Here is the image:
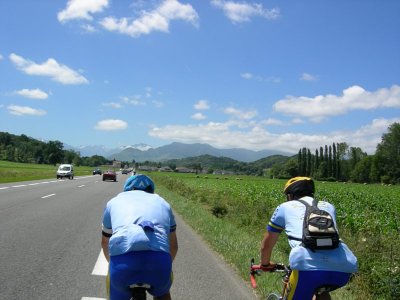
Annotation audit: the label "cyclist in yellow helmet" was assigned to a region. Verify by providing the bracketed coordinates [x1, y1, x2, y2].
[259, 177, 357, 300]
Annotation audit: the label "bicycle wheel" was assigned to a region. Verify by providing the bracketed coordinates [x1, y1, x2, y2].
[266, 292, 281, 300]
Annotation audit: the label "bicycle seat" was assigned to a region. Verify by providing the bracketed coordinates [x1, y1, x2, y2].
[315, 284, 339, 294]
[129, 283, 151, 289]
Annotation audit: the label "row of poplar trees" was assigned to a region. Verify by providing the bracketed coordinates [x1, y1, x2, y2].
[297, 143, 346, 180]
[296, 123, 400, 183]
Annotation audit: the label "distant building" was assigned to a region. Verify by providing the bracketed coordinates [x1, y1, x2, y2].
[175, 167, 195, 173]
[113, 160, 122, 169]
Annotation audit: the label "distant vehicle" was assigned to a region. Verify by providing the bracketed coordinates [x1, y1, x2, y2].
[57, 164, 74, 179]
[103, 170, 117, 182]
[93, 168, 102, 175]
[121, 169, 130, 174]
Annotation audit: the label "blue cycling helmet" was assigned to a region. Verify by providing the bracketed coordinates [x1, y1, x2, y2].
[123, 174, 155, 193]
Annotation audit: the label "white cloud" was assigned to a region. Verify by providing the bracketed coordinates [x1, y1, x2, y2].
[211, 0, 280, 23]
[148, 118, 400, 154]
[15, 88, 49, 99]
[95, 119, 128, 131]
[100, 0, 199, 37]
[300, 73, 318, 81]
[224, 106, 258, 120]
[58, 0, 109, 23]
[241, 72, 281, 83]
[273, 85, 400, 120]
[191, 112, 207, 120]
[261, 118, 285, 126]
[7, 105, 46, 116]
[194, 100, 210, 110]
[0, 54, 3, 60]
[9, 53, 89, 85]
[121, 96, 146, 106]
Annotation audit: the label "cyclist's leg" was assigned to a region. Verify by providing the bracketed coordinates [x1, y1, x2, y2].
[108, 253, 135, 299]
[285, 270, 315, 300]
[141, 251, 173, 298]
[288, 270, 351, 300]
[108, 251, 172, 299]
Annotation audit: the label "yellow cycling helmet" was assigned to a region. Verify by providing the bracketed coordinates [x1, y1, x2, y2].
[284, 176, 315, 195]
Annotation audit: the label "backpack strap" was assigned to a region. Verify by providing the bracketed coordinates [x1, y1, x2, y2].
[287, 199, 310, 242]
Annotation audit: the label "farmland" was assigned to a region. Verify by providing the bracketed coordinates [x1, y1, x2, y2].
[150, 172, 400, 299]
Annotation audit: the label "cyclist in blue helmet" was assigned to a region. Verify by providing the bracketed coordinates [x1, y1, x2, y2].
[101, 174, 178, 300]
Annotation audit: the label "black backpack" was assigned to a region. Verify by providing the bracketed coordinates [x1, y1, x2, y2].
[288, 199, 340, 251]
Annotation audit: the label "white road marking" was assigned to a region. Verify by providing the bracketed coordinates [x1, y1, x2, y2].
[81, 298, 106, 300]
[0, 187, 9, 190]
[78, 185, 85, 188]
[11, 184, 27, 188]
[92, 250, 108, 276]
[41, 193, 56, 199]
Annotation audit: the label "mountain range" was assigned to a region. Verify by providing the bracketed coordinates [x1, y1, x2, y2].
[70, 142, 291, 163]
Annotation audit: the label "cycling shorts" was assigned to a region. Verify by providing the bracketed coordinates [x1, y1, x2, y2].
[286, 270, 351, 300]
[108, 250, 172, 299]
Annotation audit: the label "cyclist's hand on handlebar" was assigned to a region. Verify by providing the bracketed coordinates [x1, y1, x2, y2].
[260, 261, 277, 271]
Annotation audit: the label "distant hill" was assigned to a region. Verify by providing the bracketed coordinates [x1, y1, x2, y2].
[65, 143, 153, 157]
[159, 154, 292, 175]
[108, 142, 291, 163]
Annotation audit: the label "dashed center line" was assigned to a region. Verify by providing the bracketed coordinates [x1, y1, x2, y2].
[92, 250, 108, 276]
[41, 193, 56, 199]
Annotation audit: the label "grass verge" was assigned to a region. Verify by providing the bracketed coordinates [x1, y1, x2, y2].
[0, 160, 99, 183]
[156, 184, 356, 299]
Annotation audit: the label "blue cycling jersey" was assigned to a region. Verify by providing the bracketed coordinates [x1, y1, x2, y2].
[267, 196, 357, 273]
[102, 190, 176, 256]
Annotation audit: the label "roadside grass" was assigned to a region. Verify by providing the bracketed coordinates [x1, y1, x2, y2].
[0, 160, 94, 183]
[155, 180, 357, 299]
[150, 172, 400, 299]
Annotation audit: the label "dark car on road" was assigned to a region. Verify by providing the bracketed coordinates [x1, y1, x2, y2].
[121, 169, 130, 174]
[93, 168, 102, 175]
[102, 170, 117, 182]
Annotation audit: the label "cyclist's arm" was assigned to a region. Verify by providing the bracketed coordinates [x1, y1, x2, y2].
[101, 235, 110, 262]
[169, 231, 178, 261]
[260, 231, 279, 265]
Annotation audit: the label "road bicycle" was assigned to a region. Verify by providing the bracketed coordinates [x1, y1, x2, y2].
[249, 258, 291, 300]
[250, 259, 338, 300]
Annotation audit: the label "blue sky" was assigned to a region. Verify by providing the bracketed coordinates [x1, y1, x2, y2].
[1, 0, 399, 155]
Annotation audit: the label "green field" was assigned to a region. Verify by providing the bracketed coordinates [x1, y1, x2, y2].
[149, 172, 400, 300]
[1, 162, 399, 299]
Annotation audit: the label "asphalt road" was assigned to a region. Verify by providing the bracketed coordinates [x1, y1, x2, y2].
[0, 174, 257, 299]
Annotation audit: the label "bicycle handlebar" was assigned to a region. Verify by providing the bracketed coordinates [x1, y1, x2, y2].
[249, 258, 289, 289]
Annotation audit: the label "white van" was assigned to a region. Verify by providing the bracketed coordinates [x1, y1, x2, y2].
[56, 164, 74, 179]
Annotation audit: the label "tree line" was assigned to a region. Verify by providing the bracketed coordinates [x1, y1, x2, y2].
[0, 132, 112, 167]
[1, 122, 399, 184]
[271, 123, 400, 184]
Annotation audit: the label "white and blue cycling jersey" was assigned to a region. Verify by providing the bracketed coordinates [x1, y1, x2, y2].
[267, 196, 357, 273]
[102, 190, 176, 257]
